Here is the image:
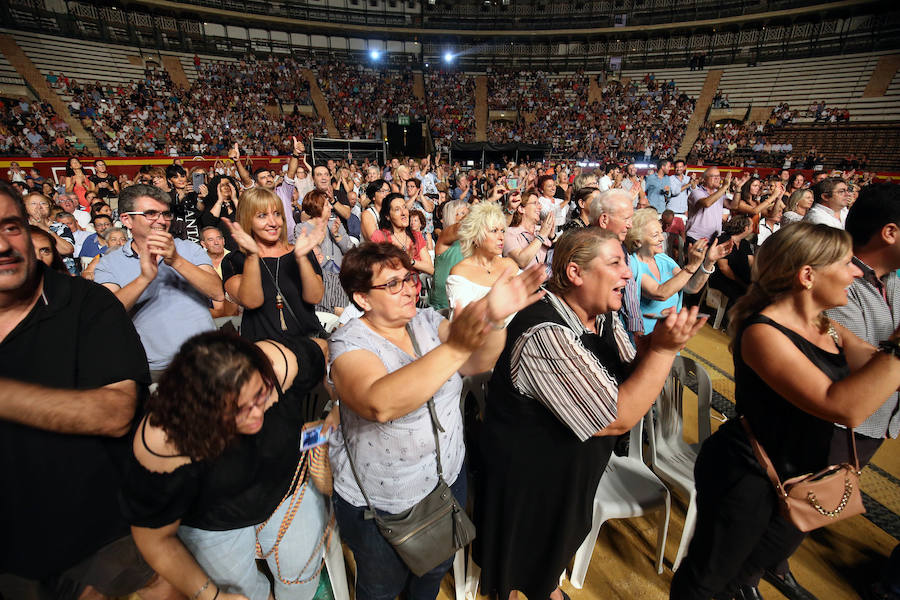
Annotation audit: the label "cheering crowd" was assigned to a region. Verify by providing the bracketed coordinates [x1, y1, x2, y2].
[2, 142, 900, 600]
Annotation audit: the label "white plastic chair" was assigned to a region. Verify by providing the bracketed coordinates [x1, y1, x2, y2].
[569, 415, 670, 588]
[702, 287, 728, 330]
[316, 310, 341, 334]
[644, 355, 714, 571]
[324, 523, 351, 600]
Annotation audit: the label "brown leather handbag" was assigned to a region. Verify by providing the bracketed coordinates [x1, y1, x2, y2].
[741, 418, 865, 532]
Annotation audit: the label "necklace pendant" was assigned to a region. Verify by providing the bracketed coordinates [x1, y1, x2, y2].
[276, 294, 287, 331]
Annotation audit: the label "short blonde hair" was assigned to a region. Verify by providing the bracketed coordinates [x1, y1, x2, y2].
[624, 208, 660, 253]
[457, 203, 507, 258]
[237, 187, 287, 245]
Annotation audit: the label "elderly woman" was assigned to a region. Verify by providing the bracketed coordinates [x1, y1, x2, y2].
[447, 203, 520, 321]
[429, 200, 470, 310]
[328, 242, 545, 600]
[504, 187, 554, 270]
[222, 187, 327, 342]
[671, 223, 900, 599]
[781, 188, 814, 225]
[123, 331, 331, 600]
[371, 192, 434, 276]
[296, 188, 354, 315]
[626, 208, 728, 333]
[475, 228, 706, 600]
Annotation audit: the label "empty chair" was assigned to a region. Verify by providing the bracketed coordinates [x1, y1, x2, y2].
[569, 415, 670, 588]
[702, 286, 728, 330]
[644, 355, 714, 571]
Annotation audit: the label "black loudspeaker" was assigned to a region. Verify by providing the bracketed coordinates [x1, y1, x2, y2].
[386, 121, 425, 157]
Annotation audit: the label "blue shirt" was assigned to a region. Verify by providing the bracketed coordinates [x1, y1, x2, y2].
[78, 233, 103, 258]
[644, 172, 668, 213]
[667, 174, 691, 214]
[94, 238, 215, 370]
[631, 252, 683, 334]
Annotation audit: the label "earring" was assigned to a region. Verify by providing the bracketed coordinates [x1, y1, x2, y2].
[805, 282, 813, 290]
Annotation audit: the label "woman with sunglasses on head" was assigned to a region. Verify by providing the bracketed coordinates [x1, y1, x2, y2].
[221, 187, 327, 345]
[123, 331, 331, 600]
[328, 242, 546, 600]
[504, 187, 554, 270]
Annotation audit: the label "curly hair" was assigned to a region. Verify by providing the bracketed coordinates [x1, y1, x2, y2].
[148, 332, 278, 461]
[457, 202, 507, 258]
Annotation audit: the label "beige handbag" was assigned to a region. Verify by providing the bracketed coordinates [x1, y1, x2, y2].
[741, 418, 865, 532]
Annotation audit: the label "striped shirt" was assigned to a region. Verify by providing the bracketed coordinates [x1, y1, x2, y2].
[510, 291, 636, 441]
[827, 257, 900, 439]
[622, 251, 644, 334]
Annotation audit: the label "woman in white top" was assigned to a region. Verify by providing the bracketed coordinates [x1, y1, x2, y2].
[447, 203, 521, 322]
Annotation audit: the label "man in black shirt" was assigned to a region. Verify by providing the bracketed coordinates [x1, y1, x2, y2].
[0, 181, 169, 599]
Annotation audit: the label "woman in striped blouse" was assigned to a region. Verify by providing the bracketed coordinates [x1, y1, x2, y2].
[475, 227, 706, 600]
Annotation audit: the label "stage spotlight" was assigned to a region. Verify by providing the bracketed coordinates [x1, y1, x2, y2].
[443, 51, 454, 63]
[370, 49, 381, 60]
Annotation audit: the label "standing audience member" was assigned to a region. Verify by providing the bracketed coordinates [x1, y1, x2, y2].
[123, 332, 331, 600]
[475, 228, 706, 600]
[429, 200, 470, 310]
[504, 187, 554, 270]
[296, 189, 354, 314]
[222, 187, 327, 343]
[626, 208, 727, 333]
[686, 168, 732, 245]
[329, 242, 545, 600]
[672, 223, 900, 600]
[371, 192, 434, 276]
[94, 184, 224, 380]
[0, 181, 173, 600]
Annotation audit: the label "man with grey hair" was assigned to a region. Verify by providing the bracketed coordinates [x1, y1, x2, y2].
[686, 167, 732, 246]
[94, 184, 223, 380]
[589, 188, 643, 337]
[57, 193, 91, 230]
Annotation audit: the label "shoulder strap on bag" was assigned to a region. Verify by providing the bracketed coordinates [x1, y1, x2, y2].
[340, 320, 447, 519]
[740, 417, 788, 497]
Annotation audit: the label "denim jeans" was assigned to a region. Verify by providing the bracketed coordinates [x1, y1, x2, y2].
[333, 471, 467, 600]
[178, 482, 328, 600]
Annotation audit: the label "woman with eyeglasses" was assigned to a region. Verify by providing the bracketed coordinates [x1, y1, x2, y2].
[504, 187, 554, 270]
[328, 242, 546, 600]
[123, 331, 330, 600]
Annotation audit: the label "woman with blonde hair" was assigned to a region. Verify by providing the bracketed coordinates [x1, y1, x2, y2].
[626, 208, 727, 333]
[781, 188, 814, 225]
[221, 186, 327, 343]
[671, 223, 900, 599]
[447, 203, 520, 320]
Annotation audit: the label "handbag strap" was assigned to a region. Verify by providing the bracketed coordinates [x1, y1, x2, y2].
[740, 417, 861, 497]
[340, 321, 446, 518]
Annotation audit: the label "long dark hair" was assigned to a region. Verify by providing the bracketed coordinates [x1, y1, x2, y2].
[28, 225, 67, 273]
[378, 192, 414, 241]
[64, 157, 80, 178]
[148, 332, 278, 461]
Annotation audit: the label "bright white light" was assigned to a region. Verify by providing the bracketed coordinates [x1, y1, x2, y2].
[370, 50, 381, 60]
[443, 52, 454, 63]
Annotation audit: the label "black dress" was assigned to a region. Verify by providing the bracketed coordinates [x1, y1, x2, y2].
[474, 299, 626, 600]
[671, 314, 851, 599]
[222, 250, 324, 345]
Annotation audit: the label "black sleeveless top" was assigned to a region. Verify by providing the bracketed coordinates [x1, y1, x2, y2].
[734, 314, 851, 479]
[120, 340, 326, 531]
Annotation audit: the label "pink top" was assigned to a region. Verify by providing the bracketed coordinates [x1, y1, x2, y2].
[504, 225, 549, 268]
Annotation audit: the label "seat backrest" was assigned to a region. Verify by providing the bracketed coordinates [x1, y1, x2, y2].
[648, 355, 714, 461]
[627, 408, 646, 462]
[460, 371, 491, 418]
[316, 310, 341, 334]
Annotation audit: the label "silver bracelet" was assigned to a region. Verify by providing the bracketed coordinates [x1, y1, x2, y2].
[700, 263, 716, 274]
[193, 578, 212, 600]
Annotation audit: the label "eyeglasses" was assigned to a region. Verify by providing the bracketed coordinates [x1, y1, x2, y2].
[369, 271, 419, 294]
[236, 385, 273, 420]
[124, 210, 174, 221]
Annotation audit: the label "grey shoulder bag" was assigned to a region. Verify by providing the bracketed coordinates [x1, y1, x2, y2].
[341, 323, 475, 576]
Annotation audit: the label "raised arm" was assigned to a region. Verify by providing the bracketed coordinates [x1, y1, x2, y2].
[228, 143, 253, 188]
[221, 218, 264, 309]
[742, 321, 900, 427]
